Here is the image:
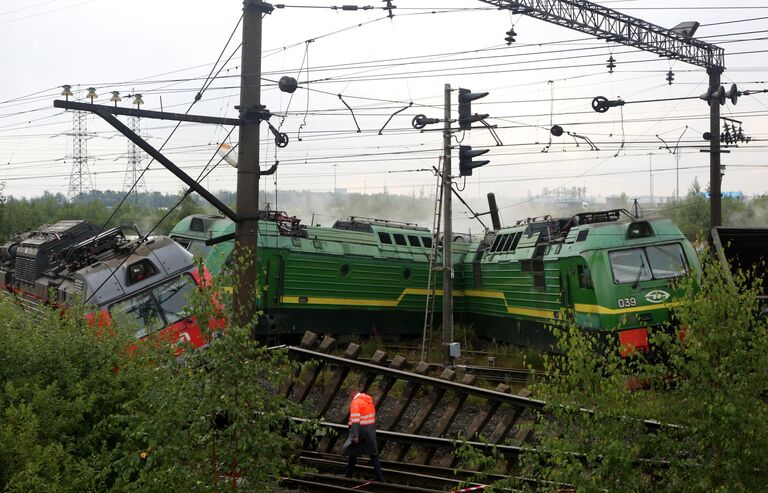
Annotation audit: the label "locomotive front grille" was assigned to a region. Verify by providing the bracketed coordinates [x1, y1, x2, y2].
[14, 256, 37, 283]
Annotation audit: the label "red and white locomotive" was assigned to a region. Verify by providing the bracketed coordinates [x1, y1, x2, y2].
[0, 220, 217, 348]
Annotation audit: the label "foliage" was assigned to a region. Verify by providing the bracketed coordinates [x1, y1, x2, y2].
[517, 256, 768, 492]
[659, 179, 768, 240]
[0, 255, 309, 492]
[0, 190, 206, 243]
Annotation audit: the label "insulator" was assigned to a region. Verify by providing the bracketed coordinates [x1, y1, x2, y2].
[110, 91, 121, 106]
[61, 85, 73, 98]
[726, 83, 739, 105]
[278, 76, 298, 94]
[606, 56, 616, 73]
[132, 93, 144, 107]
[505, 28, 516, 45]
[666, 70, 674, 85]
[716, 86, 726, 106]
[86, 87, 98, 102]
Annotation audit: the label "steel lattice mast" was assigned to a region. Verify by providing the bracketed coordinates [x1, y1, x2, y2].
[123, 113, 147, 201]
[478, 0, 727, 228]
[67, 109, 93, 200]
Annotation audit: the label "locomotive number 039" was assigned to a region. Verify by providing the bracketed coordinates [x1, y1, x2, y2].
[617, 297, 637, 308]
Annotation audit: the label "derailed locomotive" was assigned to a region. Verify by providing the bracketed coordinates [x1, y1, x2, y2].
[170, 206, 700, 353]
[0, 220, 215, 348]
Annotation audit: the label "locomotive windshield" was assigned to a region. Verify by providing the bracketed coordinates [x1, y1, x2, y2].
[110, 274, 196, 338]
[609, 243, 688, 284]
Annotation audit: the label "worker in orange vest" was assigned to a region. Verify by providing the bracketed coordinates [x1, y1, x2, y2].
[341, 384, 384, 482]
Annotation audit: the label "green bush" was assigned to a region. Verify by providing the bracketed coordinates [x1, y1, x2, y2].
[521, 256, 768, 492]
[0, 257, 308, 492]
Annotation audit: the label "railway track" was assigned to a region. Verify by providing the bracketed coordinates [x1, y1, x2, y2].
[285, 449, 534, 492]
[278, 331, 664, 490]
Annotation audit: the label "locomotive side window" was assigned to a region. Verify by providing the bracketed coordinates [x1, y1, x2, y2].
[378, 232, 393, 244]
[186, 239, 212, 258]
[509, 232, 522, 251]
[500, 234, 515, 252]
[646, 244, 687, 279]
[578, 265, 594, 289]
[126, 260, 158, 285]
[154, 275, 195, 325]
[407, 235, 421, 247]
[490, 234, 506, 252]
[111, 293, 164, 338]
[393, 233, 408, 246]
[172, 236, 192, 249]
[422, 236, 432, 248]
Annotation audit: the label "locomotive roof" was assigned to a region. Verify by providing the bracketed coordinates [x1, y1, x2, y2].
[70, 235, 194, 306]
[482, 211, 688, 262]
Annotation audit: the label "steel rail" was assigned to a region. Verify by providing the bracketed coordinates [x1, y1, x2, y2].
[292, 417, 527, 457]
[288, 345, 546, 409]
[287, 345, 665, 431]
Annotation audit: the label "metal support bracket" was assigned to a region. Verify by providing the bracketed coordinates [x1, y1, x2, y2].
[54, 100, 238, 222]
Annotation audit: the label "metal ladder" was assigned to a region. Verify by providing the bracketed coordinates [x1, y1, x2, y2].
[421, 162, 444, 362]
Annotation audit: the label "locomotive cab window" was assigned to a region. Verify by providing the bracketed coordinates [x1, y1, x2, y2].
[407, 235, 421, 247]
[172, 236, 191, 249]
[153, 275, 195, 325]
[126, 260, 157, 285]
[609, 243, 687, 284]
[110, 293, 164, 338]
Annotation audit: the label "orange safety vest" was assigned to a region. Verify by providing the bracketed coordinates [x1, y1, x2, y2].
[348, 393, 376, 426]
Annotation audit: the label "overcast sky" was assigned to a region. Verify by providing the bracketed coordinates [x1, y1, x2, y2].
[2, 0, 768, 210]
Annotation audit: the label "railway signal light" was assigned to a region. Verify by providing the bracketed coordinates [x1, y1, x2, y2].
[458, 145, 490, 176]
[457, 88, 489, 130]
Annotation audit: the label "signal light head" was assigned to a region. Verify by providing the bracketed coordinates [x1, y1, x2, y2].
[458, 145, 490, 177]
[457, 88, 490, 131]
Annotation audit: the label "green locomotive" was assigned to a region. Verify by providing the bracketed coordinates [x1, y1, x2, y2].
[170, 207, 699, 352]
[460, 210, 698, 352]
[170, 209, 469, 339]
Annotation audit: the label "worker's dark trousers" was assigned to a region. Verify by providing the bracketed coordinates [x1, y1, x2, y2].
[345, 454, 384, 481]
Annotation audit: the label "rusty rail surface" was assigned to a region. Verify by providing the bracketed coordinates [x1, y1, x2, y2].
[280, 331, 667, 490]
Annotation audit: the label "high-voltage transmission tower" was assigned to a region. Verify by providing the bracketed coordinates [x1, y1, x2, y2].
[64, 86, 95, 200]
[122, 94, 147, 202]
[478, 0, 726, 228]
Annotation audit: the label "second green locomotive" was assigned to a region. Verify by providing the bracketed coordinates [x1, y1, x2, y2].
[170, 207, 699, 352]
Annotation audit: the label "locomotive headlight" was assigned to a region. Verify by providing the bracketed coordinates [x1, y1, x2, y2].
[628, 221, 653, 238]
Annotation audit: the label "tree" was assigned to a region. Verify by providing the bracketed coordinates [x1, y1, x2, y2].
[519, 255, 768, 492]
[0, 258, 310, 492]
